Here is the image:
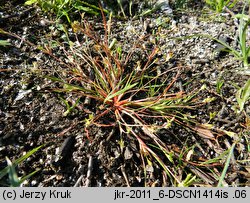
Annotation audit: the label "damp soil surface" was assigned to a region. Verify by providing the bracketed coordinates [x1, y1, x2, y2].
[0, 1, 250, 187]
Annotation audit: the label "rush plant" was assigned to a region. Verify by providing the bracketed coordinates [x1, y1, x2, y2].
[45, 10, 211, 184]
[0, 8, 216, 185]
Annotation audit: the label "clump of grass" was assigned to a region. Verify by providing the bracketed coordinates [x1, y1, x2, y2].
[1, 5, 237, 186]
[42, 9, 212, 185]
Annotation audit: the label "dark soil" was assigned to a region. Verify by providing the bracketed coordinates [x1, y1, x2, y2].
[0, 0, 249, 187]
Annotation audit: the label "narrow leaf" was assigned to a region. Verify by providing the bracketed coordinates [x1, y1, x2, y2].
[24, 0, 38, 5]
[19, 169, 40, 185]
[0, 40, 11, 46]
[104, 83, 138, 103]
[6, 158, 20, 187]
[217, 143, 236, 187]
[194, 126, 215, 139]
[236, 79, 250, 112]
[0, 145, 42, 180]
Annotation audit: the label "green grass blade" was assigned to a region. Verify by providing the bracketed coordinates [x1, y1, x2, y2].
[45, 76, 93, 93]
[6, 157, 20, 187]
[24, 0, 37, 5]
[0, 145, 43, 180]
[202, 148, 230, 165]
[3, 159, 40, 187]
[0, 40, 11, 46]
[217, 143, 236, 187]
[81, 1, 109, 14]
[241, 79, 250, 102]
[247, 46, 250, 56]
[236, 79, 250, 112]
[178, 174, 196, 187]
[19, 169, 40, 185]
[12, 145, 43, 167]
[45, 76, 65, 82]
[104, 83, 138, 103]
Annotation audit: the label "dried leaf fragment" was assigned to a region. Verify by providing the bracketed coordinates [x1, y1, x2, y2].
[194, 126, 215, 140]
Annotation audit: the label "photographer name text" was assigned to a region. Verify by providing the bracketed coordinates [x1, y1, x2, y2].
[1, 189, 71, 200]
